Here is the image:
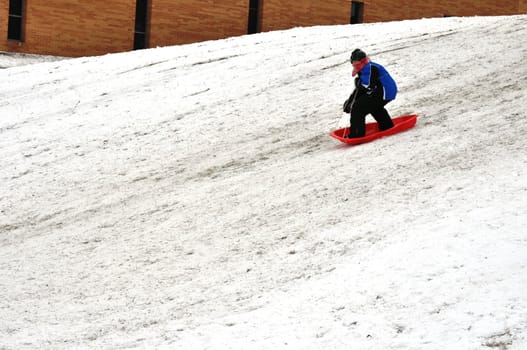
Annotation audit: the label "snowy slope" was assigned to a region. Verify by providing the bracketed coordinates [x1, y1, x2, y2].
[1, 15, 526, 349]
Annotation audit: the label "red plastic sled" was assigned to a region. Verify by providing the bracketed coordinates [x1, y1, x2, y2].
[330, 114, 418, 145]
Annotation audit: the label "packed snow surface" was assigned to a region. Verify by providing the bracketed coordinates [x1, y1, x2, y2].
[1, 15, 526, 349]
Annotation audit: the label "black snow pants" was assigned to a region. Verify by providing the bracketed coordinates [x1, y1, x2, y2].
[348, 89, 394, 138]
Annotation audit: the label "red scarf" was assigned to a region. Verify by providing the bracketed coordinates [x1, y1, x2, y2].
[352, 57, 370, 76]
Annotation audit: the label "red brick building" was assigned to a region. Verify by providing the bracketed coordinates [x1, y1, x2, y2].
[1, 0, 526, 57]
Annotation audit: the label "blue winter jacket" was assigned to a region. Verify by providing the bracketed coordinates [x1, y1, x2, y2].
[358, 61, 397, 101]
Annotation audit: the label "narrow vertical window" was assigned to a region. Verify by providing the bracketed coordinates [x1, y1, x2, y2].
[134, 0, 149, 50]
[8, 0, 24, 41]
[350, 1, 364, 24]
[248, 0, 260, 34]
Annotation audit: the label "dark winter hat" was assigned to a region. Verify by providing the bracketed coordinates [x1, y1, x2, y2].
[350, 48, 367, 62]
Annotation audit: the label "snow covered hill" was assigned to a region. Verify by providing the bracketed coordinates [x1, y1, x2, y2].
[1, 15, 526, 349]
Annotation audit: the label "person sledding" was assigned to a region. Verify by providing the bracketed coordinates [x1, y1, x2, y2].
[342, 49, 398, 138]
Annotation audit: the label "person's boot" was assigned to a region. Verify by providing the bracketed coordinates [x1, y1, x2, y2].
[378, 120, 394, 131]
[345, 124, 365, 138]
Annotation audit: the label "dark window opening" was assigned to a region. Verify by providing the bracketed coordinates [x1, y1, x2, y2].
[350, 1, 364, 24]
[8, 0, 24, 41]
[248, 0, 261, 34]
[134, 0, 149, 50]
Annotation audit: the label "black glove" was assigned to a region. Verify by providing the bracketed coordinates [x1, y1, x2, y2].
[355, 78, 370, 97]
[343, 93, 353, 113]
[354, 77, 361, 88]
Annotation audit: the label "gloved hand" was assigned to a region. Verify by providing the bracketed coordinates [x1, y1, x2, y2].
[355, 78, 371, 97]
[354, 77, 361, 88]
[343, 94, 353, 113]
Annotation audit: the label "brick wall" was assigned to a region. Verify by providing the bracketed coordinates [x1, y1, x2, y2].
[149, 0, 248, 47]
[1, 0, 135, 57]
[261, 0, 349, 31]
[0, 1, 8, 47]
[364, 0, 521, 22]
[0, 0, 524, 57]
